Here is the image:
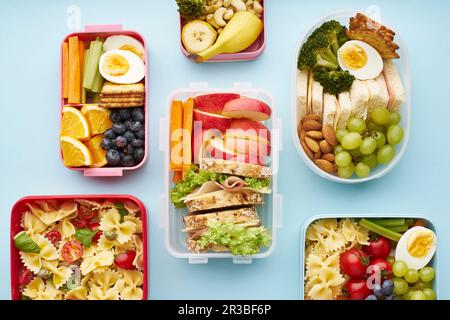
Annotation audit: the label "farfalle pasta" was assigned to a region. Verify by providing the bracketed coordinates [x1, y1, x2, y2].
[13, 198, 145, 300]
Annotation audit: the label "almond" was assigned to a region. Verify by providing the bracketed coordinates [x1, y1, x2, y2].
[301, 140, 314, 160]
[322, 153, 335, 162]
[314, 150, 322, 159]
[297, 121, 303, 139]
[305, 137, 320, 153]
[322, 126, 337, 146]
[306, 131, 323, 140]
[302, 120, 322, 131]
[315, 159, 335, 173]
[319, 140, 333, 154]
[302, 114, 321, 123]
[300, 129, 306, 142]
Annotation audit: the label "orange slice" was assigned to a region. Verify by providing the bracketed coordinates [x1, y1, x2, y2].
[86, 134, 107, 168]
[61, 106, 91, 141]
[61, 136, 92, 167]
[81, 104, 112, 135]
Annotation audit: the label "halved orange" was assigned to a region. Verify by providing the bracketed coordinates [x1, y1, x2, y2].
[86, 134, 107, 168]
[81, 105, 112, 135]
[61, 106, 91, 141]
[61, 136, 92, 167]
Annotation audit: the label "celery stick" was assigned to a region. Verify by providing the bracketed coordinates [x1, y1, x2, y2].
[368, 218, 405, 227]
[92, 93, 100, 103]
[81, 48, 89, 103]
[91, 50, 104, 93]
[83, 38, 103, 90]
[388, 225, 409, 233]
[405, 219, 414, 226]
[359, 219, 402, 242]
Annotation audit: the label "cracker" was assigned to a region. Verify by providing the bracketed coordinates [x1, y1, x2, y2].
[101, 82, 145, 95]
[100, 93, 144, 99]
[100, 97, 144, 103]
[99, 102, 144, 108]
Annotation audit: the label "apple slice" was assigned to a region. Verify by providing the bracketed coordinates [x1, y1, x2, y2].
[222, 98, 272, 121]
[194, 93, 240, 113]
[227, 119, 271, 142]
[224, 134, 271, 160]
[193, 109, 232, 131]
[203, 136, 239, 161]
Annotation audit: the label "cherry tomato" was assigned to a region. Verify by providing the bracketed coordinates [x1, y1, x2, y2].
[114, 250, 136, 270]
[71, 216, 88, 229]
[45, 231, 62, 246]
[88, 222, 102, 244]
[78, 206, 98, 220]
[18, 268, 34, 286]
[340, 248, 370, 278]
[61, 240, 83, 263]
[367, 258, 393, 280]
[363, 236, 391, 259]
[346, 278, 372, 300]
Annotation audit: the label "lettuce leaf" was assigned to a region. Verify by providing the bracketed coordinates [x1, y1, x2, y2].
[196, 221, 271, 256]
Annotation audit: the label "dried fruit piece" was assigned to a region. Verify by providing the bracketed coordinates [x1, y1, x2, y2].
[303, 120, 322, 131]
[306, 131, 324, 140]
[319, 140, 333, 154]
[322, 153, 335, 162]
[305, 137, 320, 153]
[322, 126, 338, 146]
[315, 159, 335, 173]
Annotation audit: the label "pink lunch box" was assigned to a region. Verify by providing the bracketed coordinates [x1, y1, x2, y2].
[10, 194, 149, 300]
[179, 0, 266, 62]
[60, 25, 149, 177]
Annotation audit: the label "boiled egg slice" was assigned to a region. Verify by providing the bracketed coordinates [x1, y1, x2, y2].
[395, 226, 436, 270]
[99, 49, 145, 84]
[103, 35, 145, 60]
[338, 40, 383, 80]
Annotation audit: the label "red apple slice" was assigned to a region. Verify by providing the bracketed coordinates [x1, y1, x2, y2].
[193, 109, 232, 131]
[227, 119, 271, 142]
[203, 136, 239, 161]
[194, 93, 240, 113]
[222, 98, 272, 121]
[224, 134, 271, 160]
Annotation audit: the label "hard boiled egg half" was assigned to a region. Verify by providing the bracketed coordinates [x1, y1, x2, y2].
[103, 35, 145, 60]
[395, 226, 437, 270]
[99, 50, 145, 84]
[338, 40, 383, 80]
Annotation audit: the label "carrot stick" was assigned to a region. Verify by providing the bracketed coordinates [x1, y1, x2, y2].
[182, 98, 194, 179]
[170, 100, 183, 171]
[68, 36, 81, 104]
[173, 171, 182, 183]
[62, 42, 69, 99]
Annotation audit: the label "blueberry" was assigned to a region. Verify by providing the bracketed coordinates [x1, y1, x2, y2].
[109, 111, 121, 123]
[122, 155, 135, 167]
[133, 148, 145, 163]
[106, 149, 121, 166]
[131, 108, 145, 122]
[115, 136, 128, 149]
[119, 109, 131, 120]
[124, 120, 133, 130]
[129, 121, 142, 132]
[131, 138, 144, 148]
[135, 128, 145, 139]
[104, 128, 116, 140]
[112, 123, 127, 134]
[124, 144, 134, 155]
[365, 295, 377, 300]
[384, 295, 395, 300]
[101, 138, 113, 151]
[124, 131, 136, 142]
[373, 284, 383, 298]
[382, 280, 394, 296]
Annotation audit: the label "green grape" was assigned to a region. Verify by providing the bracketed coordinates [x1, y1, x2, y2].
[405, 269, 420, 284]
[377, 145, 395, 164]
[419, 267, 435, 283]
[338, 163, 355, 179]
[335, 151, 352, 167]
[415, 279, 433, 290]
[387, 256, 395, 265]
[410, 290, 427, 300]
[393, 260, 408, 277]
[336, 129, 348, 143]
[393, 277, 409, 296]
[334, 145, 345, 155]
[347, 117, 366, 133]
[371, 107, 391, 125]
[350, 148, 363, 158]
[387, 125, 404, 145]
[367, 121, 385, 133]
[423, 288, 436, 300]
[359, 137, 377, 155]
[403, 288, 415, 300]
[373, 131, 386, 149]
[389, 111, 401, 125]
[341, 132, 362, 150]
[355, 162, 371, 178]
[362, 154, 378, 169]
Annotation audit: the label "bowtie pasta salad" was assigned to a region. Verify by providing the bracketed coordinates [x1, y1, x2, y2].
[13, 199, 144, 300]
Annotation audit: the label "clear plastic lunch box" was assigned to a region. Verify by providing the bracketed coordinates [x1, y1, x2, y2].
[299, 214, 439, 300]
[179, 0, 266, 62]
[10, 194, 149, 300]
[159, 83, 282, 264]
[60, 25, 149, 177]
[291, 10, 412, 184]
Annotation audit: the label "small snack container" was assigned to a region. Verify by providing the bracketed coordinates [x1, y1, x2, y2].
[60, 25, 149, 177]
[292, 10, 411, 183]
[179, 0, 266, 62]
[10, 194, 148, 300]
[160, 83, 282, 264]
[300, 214, 439, 300]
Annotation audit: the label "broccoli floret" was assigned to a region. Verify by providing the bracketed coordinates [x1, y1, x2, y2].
[298, 32, 339, 71]
[176, 0, 206, 20]
[314, 69, 355, 95]
[311, 20, 350, 55]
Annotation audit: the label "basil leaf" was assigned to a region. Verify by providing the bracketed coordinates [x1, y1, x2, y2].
[74, 228, 97, 248]
[115, 202, 128, 220]
[14, 231, 40, 253]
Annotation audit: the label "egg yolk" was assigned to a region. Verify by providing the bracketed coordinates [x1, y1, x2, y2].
[407, 231, 434, 258]
[119, 45, 143, 59]
[340, 44, 368, 70]
[103, 53, 129, 76]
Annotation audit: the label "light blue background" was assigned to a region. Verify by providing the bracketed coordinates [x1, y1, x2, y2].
[1, 0, 449, 300]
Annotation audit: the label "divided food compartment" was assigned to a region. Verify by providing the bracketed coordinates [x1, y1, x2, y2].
[60, 25, 149, 177]
[299, 214, 439, 300]
[291, 10, 412, 183]
[159, 83, 282, 264]
[179, 0, 266, 62]
[10, 194, 149, 300]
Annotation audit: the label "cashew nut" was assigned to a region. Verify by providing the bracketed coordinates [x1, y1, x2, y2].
[246, 0, 254, 9]
[230, 0, 246, 11]
[207, 14, 221, 29]
[205, 1, 224, 14]
[214, 7, 228, 27]
[253, 0, 263, 14]
[224, 0, 232, 7]
[217, 28, 224, 35]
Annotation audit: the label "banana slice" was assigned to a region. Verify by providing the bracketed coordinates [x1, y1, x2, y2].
[182, 20, 217, 54]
